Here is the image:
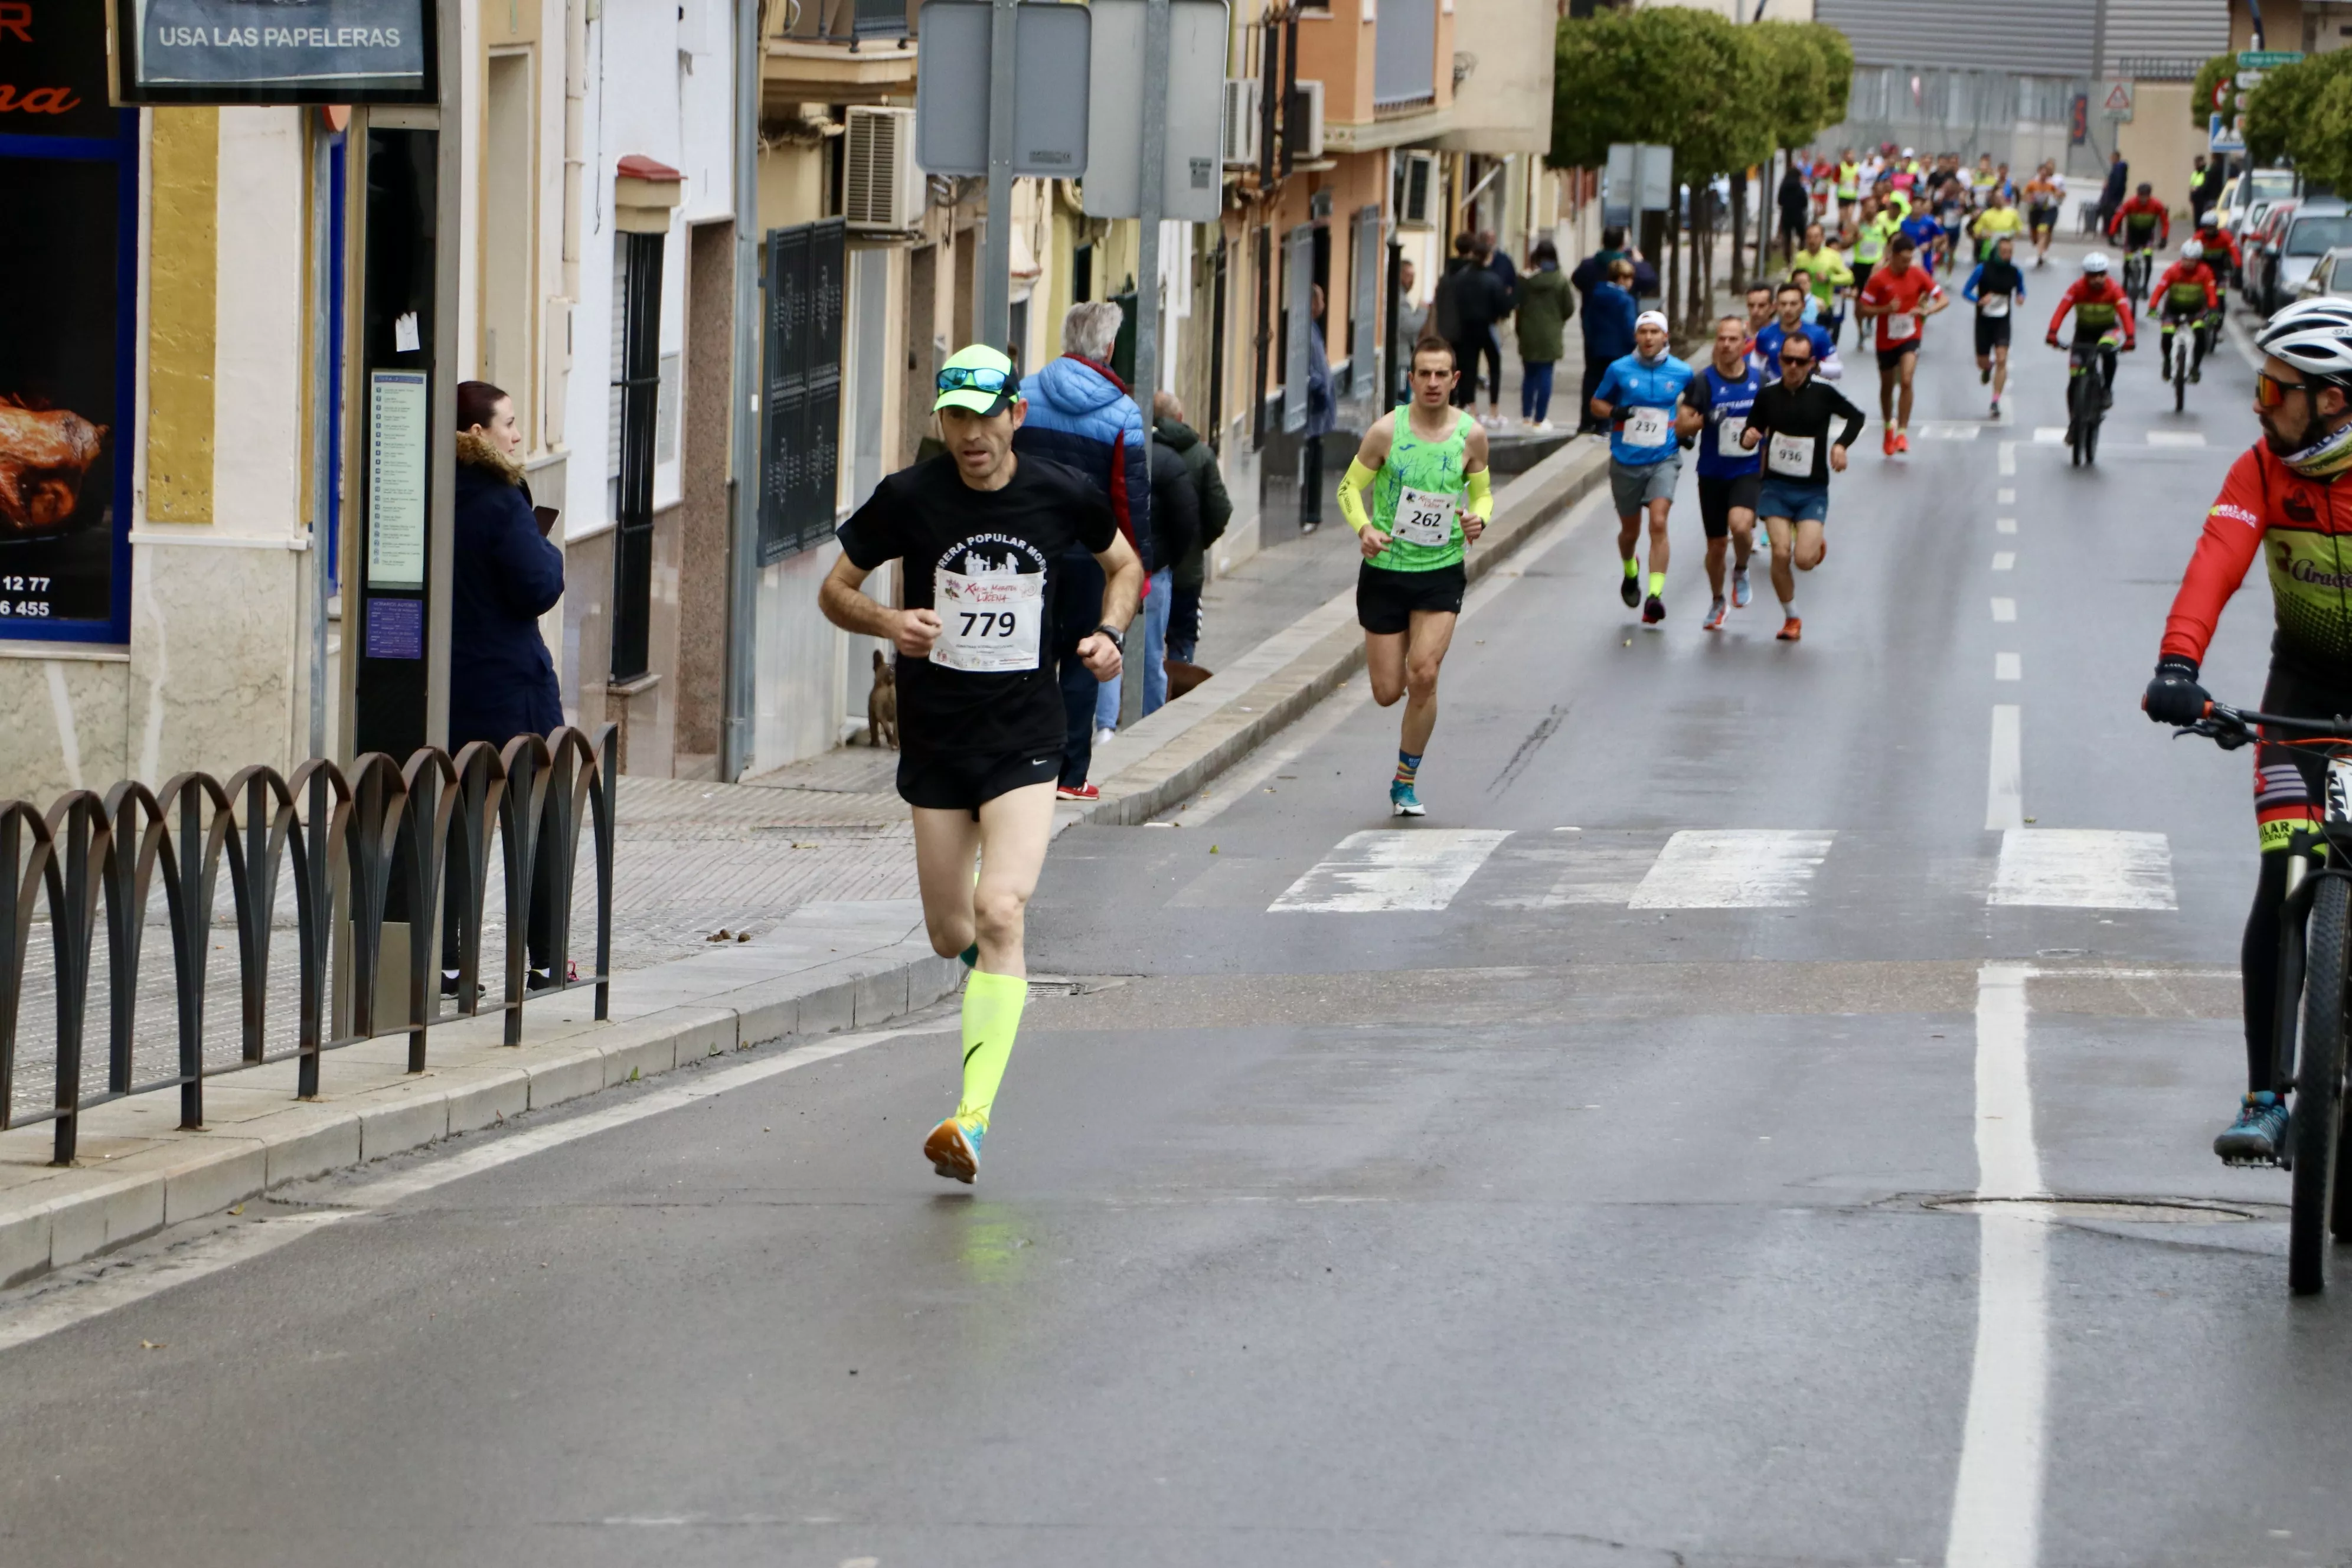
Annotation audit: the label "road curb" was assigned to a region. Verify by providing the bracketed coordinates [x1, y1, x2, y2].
[0, 936, 965, 1292]
[1075, 436, 1611, 828]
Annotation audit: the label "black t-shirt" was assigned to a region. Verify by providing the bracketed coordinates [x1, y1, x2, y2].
[1747, 379, 1869, 486]
[836, 453, 1118, 758]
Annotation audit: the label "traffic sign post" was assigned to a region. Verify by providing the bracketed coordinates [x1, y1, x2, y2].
[2101, 80, 2134, 122]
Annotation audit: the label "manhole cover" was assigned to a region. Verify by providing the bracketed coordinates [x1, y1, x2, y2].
[1928, 1195, 2268, 1224]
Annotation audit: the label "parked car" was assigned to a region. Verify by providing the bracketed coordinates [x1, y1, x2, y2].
[2225, 166, 2299, 241]
[2246, 199, 2299, 313]
[2265, 200, 2352, 313]
[2296, 245, 2352, 303]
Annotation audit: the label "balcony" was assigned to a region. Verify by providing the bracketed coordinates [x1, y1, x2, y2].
[764, 0, 918, 108]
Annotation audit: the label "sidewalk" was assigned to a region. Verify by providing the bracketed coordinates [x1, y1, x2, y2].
[0, 437, 1608, 1292]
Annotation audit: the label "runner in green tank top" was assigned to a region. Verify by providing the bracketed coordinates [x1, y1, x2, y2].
[1335, 337, 1494, 816]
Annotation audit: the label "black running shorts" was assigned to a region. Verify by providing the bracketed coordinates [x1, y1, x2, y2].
[1356, 560, 1466, 635]
[897, 749, 1061, 816]
[1974, 315, 2013, 355]
[1876, 339, 1922, 371]
[1696, 473, 1760, 540]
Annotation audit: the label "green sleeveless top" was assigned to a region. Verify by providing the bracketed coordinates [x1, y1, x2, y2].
[1368, 406, 1474, 573]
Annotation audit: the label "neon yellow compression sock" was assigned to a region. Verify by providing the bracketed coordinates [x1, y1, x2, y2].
[1622, 557, 1639, 579]
[955, 969, 1028, 1128]
[1647, 570, 1665, 597]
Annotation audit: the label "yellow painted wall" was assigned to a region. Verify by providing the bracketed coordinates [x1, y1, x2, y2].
[147, 108, 220, 524]
[2116, 84, 2202, 230]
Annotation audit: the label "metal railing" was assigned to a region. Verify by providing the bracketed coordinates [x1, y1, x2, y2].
[0, 726, 617, 1166]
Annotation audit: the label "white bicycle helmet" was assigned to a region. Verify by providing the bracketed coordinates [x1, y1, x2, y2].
[2258, 297, 2352, 381]
[2082, 250, 2112, 275]
[2183, 239, 2204, 261]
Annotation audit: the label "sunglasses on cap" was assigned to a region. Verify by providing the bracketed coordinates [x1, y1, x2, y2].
[936, 365, 1017, 396]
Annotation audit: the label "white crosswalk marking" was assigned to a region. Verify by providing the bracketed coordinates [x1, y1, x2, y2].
[1915, 423, 1982, 440]
[2148, 430, 2206, 447]
[1626, 830, 1835, 909]
[1270, 829, 1513, 913]
[1990, 829, 2176, 910]
[2033, 427, 2068, 444]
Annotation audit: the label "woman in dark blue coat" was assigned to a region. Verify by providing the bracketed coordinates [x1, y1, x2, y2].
[451, 380, 565, 749]
[446, 381, 567, 991]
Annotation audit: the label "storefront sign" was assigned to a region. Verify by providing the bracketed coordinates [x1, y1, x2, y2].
[366, 370, 427, 588]
[0, 0, 135, 642]
[113, 0, 435, 104]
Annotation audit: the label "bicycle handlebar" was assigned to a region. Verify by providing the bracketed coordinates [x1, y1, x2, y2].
[2177, 701, 2352, 746]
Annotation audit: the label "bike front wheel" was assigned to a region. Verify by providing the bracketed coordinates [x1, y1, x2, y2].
[2292, 874, 2351, 1294]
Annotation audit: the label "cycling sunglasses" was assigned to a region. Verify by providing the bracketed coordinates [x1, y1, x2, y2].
[2257, 371, 2325, 410]
[936, 365, 1018, 396]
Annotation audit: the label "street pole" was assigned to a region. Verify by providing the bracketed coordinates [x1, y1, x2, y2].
[306, 114, 336, 760]
[1118, 0, 1170, 727]
[722, 0, 761, 780]
[976, 0, 1019, 346]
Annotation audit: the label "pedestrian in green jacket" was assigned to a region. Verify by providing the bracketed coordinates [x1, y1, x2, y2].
[1515, 240, 1574, 428]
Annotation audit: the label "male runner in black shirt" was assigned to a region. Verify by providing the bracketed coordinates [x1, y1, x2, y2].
[821, 345, 1143, 1182]
[1739, 334, 1868, 642]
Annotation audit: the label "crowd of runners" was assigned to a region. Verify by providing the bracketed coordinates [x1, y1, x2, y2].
[811, 137, 2283, 1186]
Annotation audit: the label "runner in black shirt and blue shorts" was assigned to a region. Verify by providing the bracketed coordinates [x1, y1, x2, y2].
[822, 345, 1142, 1183]
[1739, 332, 1868, 644]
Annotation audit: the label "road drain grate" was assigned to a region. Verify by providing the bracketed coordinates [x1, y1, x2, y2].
[1926, 1195, 2272, 1224]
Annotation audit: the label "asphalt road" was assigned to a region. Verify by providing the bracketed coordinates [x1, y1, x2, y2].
[4, 267, 2346, 1568]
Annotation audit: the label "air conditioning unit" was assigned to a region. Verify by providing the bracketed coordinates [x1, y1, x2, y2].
[1285, 79, 1325, 161]
[1394, 149, 1437, 227]
[1221, 78, 1261, 168]
[843, 106, 924, 231]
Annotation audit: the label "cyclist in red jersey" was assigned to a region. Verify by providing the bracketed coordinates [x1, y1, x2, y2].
[1853, 233, 1946, 454]
[2106, 184, 2171, 250]
[2045, 251, 2135, 408]
[2145, 298, 2352, 1164]
[2195, 218, 2242, 285]
[2152, 240, 2220, 382]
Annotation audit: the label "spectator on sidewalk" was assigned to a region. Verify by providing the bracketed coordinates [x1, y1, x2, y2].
[1778, 161, 1811, 264]
[1570, 226, 1631, 308]
[1579, 258, 1638, 433]
[1151, 391, 1230, 667]
[1514, 239, 1572, 429]
[1142, 411, 1200, 712]
[449, 379, 566, 989]
[2192, 154, 2224, 224]
[1479, 228, 1520, 427]
[2098, 151, 2128, 230]
[1394, 257, 1427, 352]
[1011, 300, 1152, 798]
[1434, 231, 1507, 413]
[1302, 283, 1337, 530]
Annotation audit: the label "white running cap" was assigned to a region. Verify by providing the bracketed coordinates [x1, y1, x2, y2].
[1635, 309, 1670, 332]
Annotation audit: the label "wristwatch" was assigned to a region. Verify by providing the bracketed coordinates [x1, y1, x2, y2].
[1093, 623, 1125, 652]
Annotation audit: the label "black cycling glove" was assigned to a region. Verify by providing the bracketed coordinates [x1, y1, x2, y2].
[2142, 654, 2210, 726]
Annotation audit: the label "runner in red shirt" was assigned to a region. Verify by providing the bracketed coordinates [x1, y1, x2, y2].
[1853, 233, 1949, 454]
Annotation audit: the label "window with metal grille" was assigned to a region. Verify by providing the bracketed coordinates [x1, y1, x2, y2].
[759, 218, 847, 563]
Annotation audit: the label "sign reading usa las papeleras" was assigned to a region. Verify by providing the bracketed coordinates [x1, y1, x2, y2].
[112, 0, 437, 105]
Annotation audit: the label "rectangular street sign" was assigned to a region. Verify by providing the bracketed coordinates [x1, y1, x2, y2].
[2238, 50, 2303, 69]
[914, 0, 1092, 178]
[1082, 0, 1229, 223]
[112, 0, 437, 104]
[2211, 112, 2247, 153]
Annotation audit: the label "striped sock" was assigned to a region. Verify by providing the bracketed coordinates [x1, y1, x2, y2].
[1394, 749, 1422, 788]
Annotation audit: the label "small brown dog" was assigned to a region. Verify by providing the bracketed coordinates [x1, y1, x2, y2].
[867, 649, 899, 749]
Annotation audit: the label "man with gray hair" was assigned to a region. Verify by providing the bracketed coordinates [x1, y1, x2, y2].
[1012, 299, 1154, 799]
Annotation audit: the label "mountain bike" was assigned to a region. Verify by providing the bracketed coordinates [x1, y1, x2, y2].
[2162, 311, 2195, 413]
[2058, 336, 2119, 467]
[2178, 701, 2352, 1295]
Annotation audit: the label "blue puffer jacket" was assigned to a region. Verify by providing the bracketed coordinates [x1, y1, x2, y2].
[1013, 354, 1151, 568]
[449, 432, 565, 749]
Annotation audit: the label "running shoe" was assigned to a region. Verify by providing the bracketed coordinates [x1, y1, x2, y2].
[1094, 726, 1116, 747]
[1056, 782, 1100, 801]
[2214, 1091, 2289, 1166]
[1390, 780, 1426, 817]
[1642, 594, 1666, 625]
[1732, 568, 1753, 609]
[1881, 430, 1896, 456]
[1988, 396, 2001, 418]
[1703, 597, 1727, 632]
[1893, 431, 1910, 453]
[1980, 363, 1991, 386]
[1619, 573, 1641, 609]
[1776, 615, 1802, 642]
[924, 1115, 985, 1182]
[2191, 364, 2203, 383]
